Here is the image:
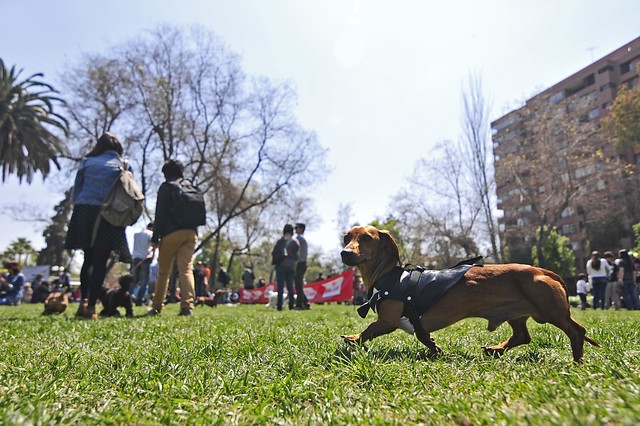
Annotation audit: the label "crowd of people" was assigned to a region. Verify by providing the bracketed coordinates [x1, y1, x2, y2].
[577, 249, 640, 310]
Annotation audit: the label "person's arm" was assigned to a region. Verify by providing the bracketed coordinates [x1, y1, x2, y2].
[151, 182, 174, 245]
[71, 162, 86, 204]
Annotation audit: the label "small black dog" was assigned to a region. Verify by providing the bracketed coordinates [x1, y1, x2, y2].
[99, 274, 134, 318]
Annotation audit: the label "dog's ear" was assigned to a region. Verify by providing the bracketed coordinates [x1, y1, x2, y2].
[378, 229, 400, 264]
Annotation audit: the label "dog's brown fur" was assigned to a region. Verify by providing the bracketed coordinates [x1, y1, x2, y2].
[195, 289, 229, 308]
[43, 291, 69, 314]
[340, 225, 599, 363]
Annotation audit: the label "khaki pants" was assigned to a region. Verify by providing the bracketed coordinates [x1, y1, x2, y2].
[152, 229, 197, 311]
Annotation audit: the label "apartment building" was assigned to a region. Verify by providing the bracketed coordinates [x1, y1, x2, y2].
[492, 36, 640, 270]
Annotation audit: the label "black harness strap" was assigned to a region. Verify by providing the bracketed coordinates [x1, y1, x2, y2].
[403, 267, 426, 334]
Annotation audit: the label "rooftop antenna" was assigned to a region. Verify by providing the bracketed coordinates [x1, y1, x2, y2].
[586, 46, 599, 62]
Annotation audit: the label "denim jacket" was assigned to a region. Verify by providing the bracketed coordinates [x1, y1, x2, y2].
[72, 150, 131, 206]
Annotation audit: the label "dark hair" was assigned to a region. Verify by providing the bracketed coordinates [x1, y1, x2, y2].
[86, 132, 123, 157]
[283, 224, 294, 235]
[295, 223, 306, 232]
[161, 159, 184, 180]
[592, 258, 601, 270]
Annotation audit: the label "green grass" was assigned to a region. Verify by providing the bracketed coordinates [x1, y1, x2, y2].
[0, 303, 639, 425]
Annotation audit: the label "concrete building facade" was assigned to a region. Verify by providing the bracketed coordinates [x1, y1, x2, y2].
[492, 36, 640, 270]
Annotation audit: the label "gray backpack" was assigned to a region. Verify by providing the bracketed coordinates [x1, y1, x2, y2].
[91, 159, 144, 247]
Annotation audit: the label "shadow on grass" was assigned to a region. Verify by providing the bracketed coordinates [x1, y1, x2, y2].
[331, 343, 552, 366]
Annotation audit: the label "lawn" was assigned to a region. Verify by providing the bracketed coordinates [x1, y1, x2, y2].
[0, 302, 638, 425]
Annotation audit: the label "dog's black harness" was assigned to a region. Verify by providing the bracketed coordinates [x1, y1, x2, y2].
[357, 256, 484, 331]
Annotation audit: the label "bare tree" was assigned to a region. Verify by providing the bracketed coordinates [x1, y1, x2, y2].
[60, 24, 328, 267]
[391, 140, 482, 268]
[461, 72, 501, 262]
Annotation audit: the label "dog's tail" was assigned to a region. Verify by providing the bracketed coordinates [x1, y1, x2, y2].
[585, 335, 600, 347]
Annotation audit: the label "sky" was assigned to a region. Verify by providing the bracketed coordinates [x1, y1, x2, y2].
[1, 0, 640, 260]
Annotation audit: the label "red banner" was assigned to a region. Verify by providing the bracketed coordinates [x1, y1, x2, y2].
[239, 269, 355, 304]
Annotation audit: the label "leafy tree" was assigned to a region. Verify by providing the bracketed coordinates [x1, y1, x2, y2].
[0, 59, 68, 183]
[531, 226, 576, 277]
[37, 190, 73, 266]
[603, 83, 640, 153]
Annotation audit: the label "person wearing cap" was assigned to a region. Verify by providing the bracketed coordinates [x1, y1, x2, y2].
[586, 251, 609, 310]
[617, 249, 640, 310]
[293, 223, 310, 310]
[132, 222, 155, 306]
[0, 260, 25, 306]
[271, 224, 299, 310]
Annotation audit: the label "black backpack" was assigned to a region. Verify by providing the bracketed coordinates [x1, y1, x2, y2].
[170, 178, 206, 228]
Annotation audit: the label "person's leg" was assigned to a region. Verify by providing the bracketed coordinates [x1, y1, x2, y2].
[80, 249, 93, 301]
[175, 230, 197, 311]
[604, 281, 614, 309]
[276, 265, 285, 310]
[152, 233, 180, 312]
[623, 281, 635, 311]
[294, 262, 305, 308]
[136, 259, 151, 306]
[579, 293, 587, 310]
[286, 268, 295, 310]
[87, 247, 111, 318]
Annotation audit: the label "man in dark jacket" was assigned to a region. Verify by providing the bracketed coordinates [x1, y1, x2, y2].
[149, 160, 198, 316]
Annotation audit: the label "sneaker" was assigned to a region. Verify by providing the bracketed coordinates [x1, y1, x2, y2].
[178, 307, 192, 316]
[147, 309, 161, 316]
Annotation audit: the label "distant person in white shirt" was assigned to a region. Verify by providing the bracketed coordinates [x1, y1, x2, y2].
[576, 273, 589, 310]
[132, 222, 155, 306]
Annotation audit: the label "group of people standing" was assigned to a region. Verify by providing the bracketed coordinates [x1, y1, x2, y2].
[64, 132, 203, 319]
[577, 249, 640, 310]
[271, 223, 310, 311]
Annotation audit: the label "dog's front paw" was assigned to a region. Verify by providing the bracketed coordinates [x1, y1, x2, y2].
[341, 334, 362, 345]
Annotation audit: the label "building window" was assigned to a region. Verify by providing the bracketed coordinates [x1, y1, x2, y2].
[549, 92, 564, 104]
[561, 207, 574, 218]
[598, 65, 613, 74]
[600, 82, 616, 92]
[620, 61, 632, 74]
[588, 108, 600, 120]
[571, 241, 581, 251]
[562, 223, 578, 235]
[602, 101, 613, 109]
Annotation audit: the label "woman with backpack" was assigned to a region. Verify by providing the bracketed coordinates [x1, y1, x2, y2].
[64, 132, 133, 320]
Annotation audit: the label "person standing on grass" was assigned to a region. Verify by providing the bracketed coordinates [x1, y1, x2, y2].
[603, 251, 620, 310]
[293, 223, 310, 310]
[586, 251, 609, 310]
[271, 224, 299, 311]
[149, 159, 197, 317]
[576, 273, 589, 310]
[64, 132, 132, 320]
[131, 222, 155, 306]
[616, 249, 639, 310]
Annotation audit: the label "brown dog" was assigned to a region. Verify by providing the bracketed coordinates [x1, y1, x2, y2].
[340, 225, 599, 363]
[195, 289, 229, 308]
[43, 291, 69, 314]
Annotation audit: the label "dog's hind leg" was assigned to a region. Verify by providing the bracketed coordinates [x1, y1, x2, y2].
[483, 317, 531, 358]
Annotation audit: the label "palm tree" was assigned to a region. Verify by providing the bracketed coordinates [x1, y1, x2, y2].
[9, 237, 37, 266]
[0, 59, 69, 183]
